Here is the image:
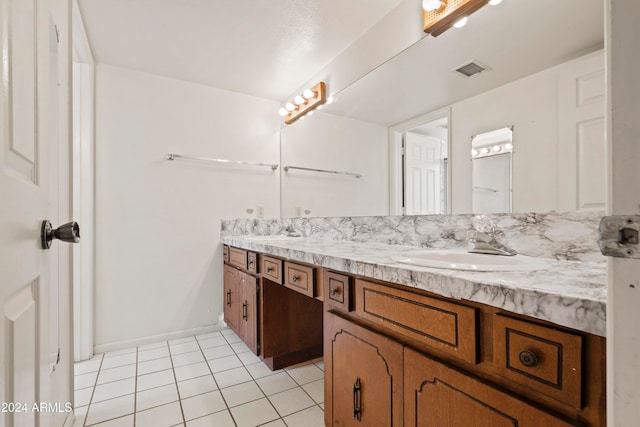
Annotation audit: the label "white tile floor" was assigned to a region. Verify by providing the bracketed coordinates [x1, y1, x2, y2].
[73, 328, 325, 427]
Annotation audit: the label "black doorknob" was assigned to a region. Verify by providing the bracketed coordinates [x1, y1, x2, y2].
[41, 220, 80, 250]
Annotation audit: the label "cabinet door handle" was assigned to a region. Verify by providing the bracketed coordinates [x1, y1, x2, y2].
[353, 377, 362, 421]
[329, 286, 340, 296]
[519, 350, 539, 367]
[226, 290, 231, 306]
[242, 301, 248, 320]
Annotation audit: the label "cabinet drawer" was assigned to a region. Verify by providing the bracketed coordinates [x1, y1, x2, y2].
[493, 314, 583, 409]
[247, 252, 258, 274]
[284, 261, 315, 298]
[355, 279, 478, 364]
[223, 245, 230, 263]
[324, 271, 352, 312]
[261, 255, 283, 284]
[228, 247, 247, 269]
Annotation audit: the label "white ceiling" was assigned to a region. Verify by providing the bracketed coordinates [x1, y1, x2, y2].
[77, 0, 404, 101]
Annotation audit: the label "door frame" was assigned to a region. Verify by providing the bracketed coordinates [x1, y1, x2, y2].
[605, 0, 640, 425]
[388, 107, 451, 215]
[71, 0, 94, 362]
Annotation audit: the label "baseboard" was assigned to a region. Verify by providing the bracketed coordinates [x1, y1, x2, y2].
[93, 323, 224, 355]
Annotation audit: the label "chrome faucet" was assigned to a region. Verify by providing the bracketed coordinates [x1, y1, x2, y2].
[284, 225, 301, 237]
[468, 216, 516, 256]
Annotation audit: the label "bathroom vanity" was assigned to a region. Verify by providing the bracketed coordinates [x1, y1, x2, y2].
[220, 211, 606, 426]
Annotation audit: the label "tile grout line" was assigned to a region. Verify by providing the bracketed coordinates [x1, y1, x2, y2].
[133, 346, 138, 427]
[195, 332, 239, 426]
[167, 340, 188, 426]
[81, 353, 105, 427]
[223, 332, 284, 426]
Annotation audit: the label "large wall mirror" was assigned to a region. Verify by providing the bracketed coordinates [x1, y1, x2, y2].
[279, 0, 604, 217]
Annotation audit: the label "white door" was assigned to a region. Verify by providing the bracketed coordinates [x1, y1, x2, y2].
[606, 1, 640, 425]
[404, 132, 442, 215]
[558, 50, 605, 211]
[0, 0, 55, 425]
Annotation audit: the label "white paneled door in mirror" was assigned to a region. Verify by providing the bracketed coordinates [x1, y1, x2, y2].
[558, 50, 605, 211]
[0, 0, 55, 425]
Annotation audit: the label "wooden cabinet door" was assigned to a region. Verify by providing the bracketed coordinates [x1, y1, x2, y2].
[404, 347, 579, 427]
[239, 271, 259, 355]
[223, 265, 240, 333]
[325, 313, 403, 426]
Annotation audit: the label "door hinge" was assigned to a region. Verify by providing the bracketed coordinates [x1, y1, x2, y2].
[598, 215, 640, 258]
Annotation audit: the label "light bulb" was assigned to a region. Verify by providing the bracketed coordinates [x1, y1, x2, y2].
[294, 95, 305, 105]
[422, 0, 442, 11]
[481, 147, 490, 154]
[308, 111, 313, 116]
[505, 143, 513, 150]
[317, 105, 323, 110]
[326, 96, 334, 104]
[303, 89, 315, 99]
[489, 0, 502, 5]
[285, 102, 296, 111]
[453, 16, 468, 28]
[492, 145, 502, 152]
[278, 108, 288, 116]
[471, 149, 479, 157]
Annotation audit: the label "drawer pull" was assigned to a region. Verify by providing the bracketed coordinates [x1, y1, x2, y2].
[242, 301, 248, 320]
[249, 260, 254, 267]
[329, 286, 341, 296]
[292, 275, 299, 282]
[519, 350, 539, 368]
[353, 377, 362, 421]
[267, 266, 274, 273]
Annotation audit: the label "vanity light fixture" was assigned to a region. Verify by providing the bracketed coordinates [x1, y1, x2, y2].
[423, 0, 495, 37]
[453, 16, 468, 28]
[279, 81, 327, 125]
[472, 141, 513, 158]
[423, 0, 445, 12]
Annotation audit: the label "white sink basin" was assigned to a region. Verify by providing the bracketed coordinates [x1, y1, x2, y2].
[391, 250, 551, 272]
[242, 235, 301, 241]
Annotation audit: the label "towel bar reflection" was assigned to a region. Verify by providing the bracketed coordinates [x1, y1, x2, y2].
[283, 165, 362, 179]
[165, 153, 278, 171]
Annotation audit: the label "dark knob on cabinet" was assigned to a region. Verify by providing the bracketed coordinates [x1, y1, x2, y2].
[518, 350, 539, 367]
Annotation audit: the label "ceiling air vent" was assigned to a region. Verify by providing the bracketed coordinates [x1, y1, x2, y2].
[454, 60, 490, 78]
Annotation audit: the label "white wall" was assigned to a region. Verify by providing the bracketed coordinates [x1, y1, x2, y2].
[94, 65, 280, 349]
[280, 112, 388, 218]
[450, 60, 566, 214]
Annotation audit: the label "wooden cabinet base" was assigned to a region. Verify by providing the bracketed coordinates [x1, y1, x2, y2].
[260, 279, 323, 370]
[262, 344, 323, 371]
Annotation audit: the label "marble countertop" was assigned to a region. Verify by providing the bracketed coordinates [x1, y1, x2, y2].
[220, 236, 607, 337]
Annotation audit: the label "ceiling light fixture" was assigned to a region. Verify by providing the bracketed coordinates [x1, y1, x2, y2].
[423, 0, 492, 37]
[279, 82, 327, 125]
[453, 16, 468, 28]
[422, 0, 445, 12]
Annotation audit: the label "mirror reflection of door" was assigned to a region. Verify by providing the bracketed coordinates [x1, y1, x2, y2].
[471, 127, 513, 213]
[403, 117, 448, 215]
